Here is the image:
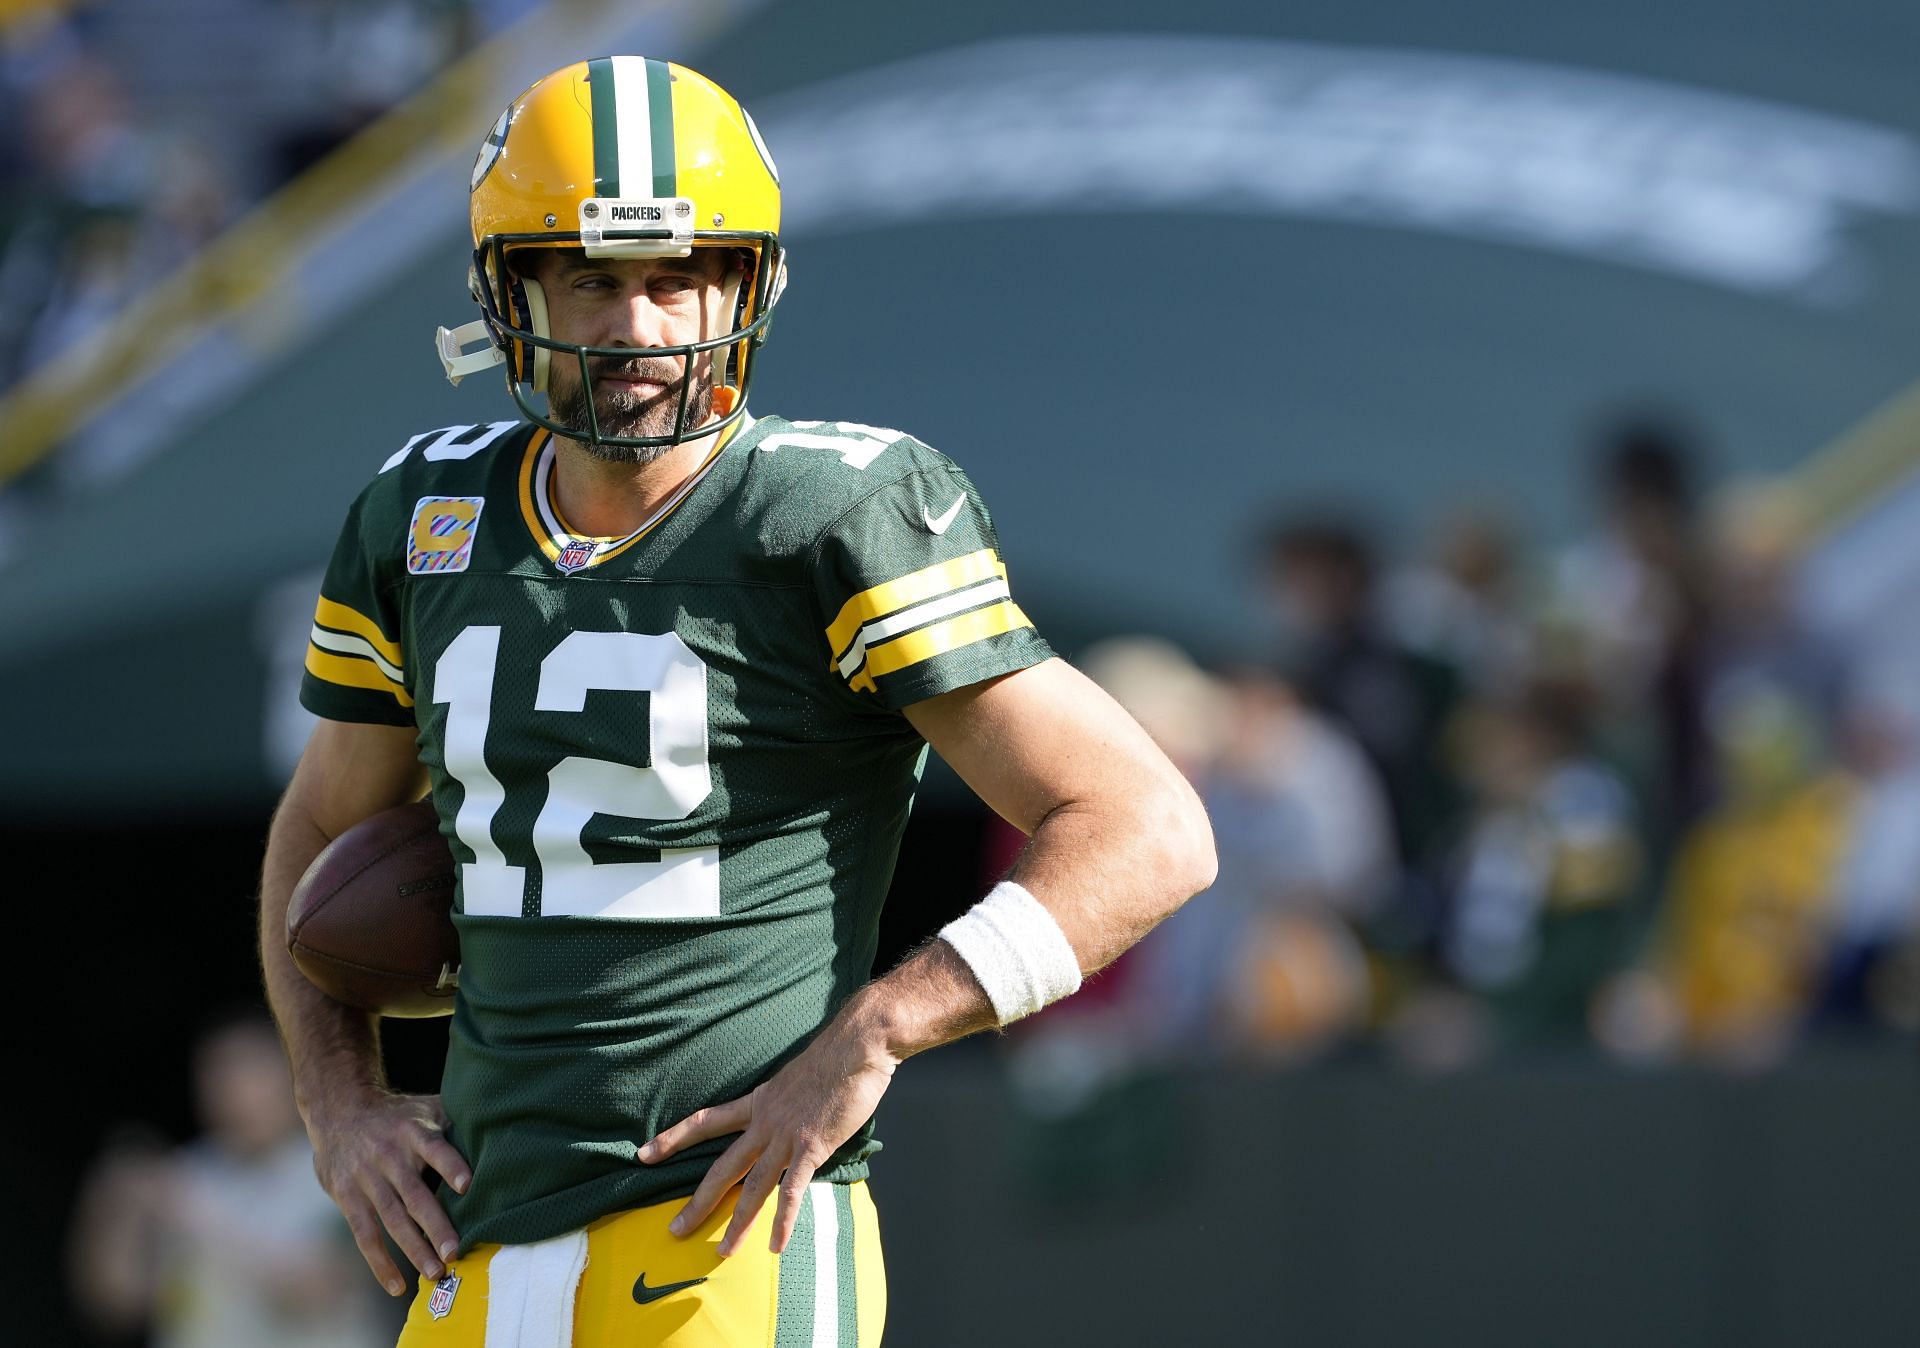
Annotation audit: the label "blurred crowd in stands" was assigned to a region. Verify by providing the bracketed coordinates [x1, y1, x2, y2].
[1033, 416, 1920, 1076]
[0, 0, 536, 390]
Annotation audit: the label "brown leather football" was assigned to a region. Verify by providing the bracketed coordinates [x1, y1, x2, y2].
[287, 799, 460, 1018]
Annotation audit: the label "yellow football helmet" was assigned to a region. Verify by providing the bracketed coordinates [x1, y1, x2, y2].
[435, 56, 786, 448]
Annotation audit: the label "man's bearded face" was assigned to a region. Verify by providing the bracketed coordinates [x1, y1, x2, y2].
[546, 349, 714, 464]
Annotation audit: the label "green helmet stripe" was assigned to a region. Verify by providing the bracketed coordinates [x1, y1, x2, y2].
[645, 57, 677, 198]
[586, 56, 620, 197]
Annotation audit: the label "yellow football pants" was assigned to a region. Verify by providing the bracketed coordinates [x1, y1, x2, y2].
[397, 1180, 884, 1347]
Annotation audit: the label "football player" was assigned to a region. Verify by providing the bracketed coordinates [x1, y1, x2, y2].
[258, 57, 1214, 1347]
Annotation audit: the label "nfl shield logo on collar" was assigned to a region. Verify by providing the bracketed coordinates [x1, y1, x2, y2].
[429, 1271, 460, 1319]
[555, 538, 597, 574]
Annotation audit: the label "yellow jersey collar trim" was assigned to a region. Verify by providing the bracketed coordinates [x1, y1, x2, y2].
[516, 412, 750, 571]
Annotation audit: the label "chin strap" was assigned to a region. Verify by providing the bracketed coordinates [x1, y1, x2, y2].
[434, 319, 505, 386]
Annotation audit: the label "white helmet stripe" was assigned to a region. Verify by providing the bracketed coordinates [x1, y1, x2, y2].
[611, 55, 655, 205]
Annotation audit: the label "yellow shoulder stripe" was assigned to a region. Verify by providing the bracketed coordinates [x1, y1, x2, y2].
[850, 600, 1032, 693]
[825, 549, 1005, 660]
[313, 596, 403, 667]
[305, 646, 415, 708]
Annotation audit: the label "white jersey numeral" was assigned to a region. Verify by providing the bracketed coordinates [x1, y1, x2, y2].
[756, 421, 903, 470]
[381, 421, 519, 473]
[434, 625, 525, 916]
[430, 626, 718, 919]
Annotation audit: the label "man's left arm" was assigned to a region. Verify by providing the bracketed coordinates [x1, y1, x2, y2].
[639, 656, 1217, 1254]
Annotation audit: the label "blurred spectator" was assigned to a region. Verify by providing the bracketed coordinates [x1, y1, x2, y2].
[1208, 668, 1387, 1062]
[1210, 668, 1395, 924]
[1823, 669, 1920, 1032]
[67, 1008, 387, 1348]
[1552, 415, 1712, 844]
[1697, 479, 1849, 789]
[1075, 639, 1388, 1063]
[1444, 676, 1643, 1048]
[1263, 515, 1466, 891]
[1556, 416, 1703, 692]
[1386, 504, 1532, 697]
[1596, 680, 1857, 1068]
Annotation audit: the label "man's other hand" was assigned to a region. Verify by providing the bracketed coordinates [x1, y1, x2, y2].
[308, 1088, 471, 1295]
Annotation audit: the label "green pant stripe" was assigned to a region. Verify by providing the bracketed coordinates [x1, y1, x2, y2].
[645, 57, 676, 197]
[586, 57, 619, 197]
[835, 1184, 858, 1346]
[774, 1189, 816, 1346]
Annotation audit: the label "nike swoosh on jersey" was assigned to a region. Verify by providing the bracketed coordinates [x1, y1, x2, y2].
[633, 1272, 709, 1305]
[922, 495, 966, 535]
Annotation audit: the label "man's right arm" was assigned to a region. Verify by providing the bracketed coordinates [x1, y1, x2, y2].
[259, 717, 469, 1298]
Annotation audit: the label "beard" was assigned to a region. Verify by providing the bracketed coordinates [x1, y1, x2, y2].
[546, 353, 714, 464]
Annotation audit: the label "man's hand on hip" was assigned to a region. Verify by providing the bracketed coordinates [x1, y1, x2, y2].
[638, 1013, 898, 1257]
[307, 1088, 471, 1296]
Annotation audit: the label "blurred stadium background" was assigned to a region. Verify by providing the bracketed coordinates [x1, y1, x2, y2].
[5, 0, 1920, 1343]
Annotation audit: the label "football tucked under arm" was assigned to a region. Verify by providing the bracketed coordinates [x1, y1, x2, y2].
[286, 800, 461, 1018]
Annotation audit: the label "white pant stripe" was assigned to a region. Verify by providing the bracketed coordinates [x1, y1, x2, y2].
[809, 1182, 840, 1348]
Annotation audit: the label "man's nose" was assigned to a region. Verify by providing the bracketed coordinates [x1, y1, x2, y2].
[606, 290, 674, 349]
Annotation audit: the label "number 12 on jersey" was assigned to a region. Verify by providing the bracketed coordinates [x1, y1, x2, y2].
[432, 624, 720, 920]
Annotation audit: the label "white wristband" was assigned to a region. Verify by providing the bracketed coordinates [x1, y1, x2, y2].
[937, 880, 1083, 1025]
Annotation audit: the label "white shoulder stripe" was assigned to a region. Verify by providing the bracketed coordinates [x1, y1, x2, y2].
[836, 577, 1010, 679]
[310, 625, 405, 684]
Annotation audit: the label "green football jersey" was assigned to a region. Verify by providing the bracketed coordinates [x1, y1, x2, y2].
[299, 413, 1052, 1248]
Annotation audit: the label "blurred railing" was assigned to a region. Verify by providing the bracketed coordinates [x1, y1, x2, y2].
[0, 0, 603, 487]
[1790, 376, 1920, 540]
